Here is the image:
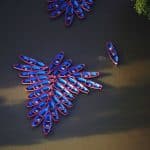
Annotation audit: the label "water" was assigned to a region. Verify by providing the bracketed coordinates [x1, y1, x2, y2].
[0, 0, 150, 150]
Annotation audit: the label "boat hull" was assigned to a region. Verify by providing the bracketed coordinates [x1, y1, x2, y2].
[106, 41, 119, 65]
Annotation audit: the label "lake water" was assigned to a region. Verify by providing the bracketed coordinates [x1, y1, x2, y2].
[0, 0, 150, 150]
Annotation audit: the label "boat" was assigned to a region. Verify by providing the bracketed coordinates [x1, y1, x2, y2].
[106, 41, 119, 65]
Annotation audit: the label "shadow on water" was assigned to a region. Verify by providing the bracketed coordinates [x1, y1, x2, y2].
[0, 83, 149, 146]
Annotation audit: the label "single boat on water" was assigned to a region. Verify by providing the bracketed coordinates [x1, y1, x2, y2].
[106, 41, 119, 66]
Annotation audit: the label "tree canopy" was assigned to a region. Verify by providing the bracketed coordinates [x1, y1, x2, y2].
[134, 0, 150, 19]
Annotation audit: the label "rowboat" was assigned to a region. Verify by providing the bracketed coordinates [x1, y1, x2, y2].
[106, 41, 119, 65]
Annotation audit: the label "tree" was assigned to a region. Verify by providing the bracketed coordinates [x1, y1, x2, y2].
[134, 0, 150, 20]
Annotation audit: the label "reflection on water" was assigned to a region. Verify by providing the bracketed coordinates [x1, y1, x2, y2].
[0, 86, 27, 105]
[101, 60, 150, 88]
[0, 128, 150, 150]
[95, 110, 119, 118]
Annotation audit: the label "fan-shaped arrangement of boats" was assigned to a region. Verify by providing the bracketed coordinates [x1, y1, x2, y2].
[48, 0, 94, 26]
[13, 51, 102, 135]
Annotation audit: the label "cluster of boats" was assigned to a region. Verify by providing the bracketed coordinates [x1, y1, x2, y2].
[13, 51, 102, 135]
[48, 0, 94, 26]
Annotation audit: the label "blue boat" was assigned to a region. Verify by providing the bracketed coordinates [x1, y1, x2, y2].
[106, 41, 119, 65]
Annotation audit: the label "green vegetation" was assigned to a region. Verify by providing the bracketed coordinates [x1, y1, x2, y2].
[134, 0, 150, 19]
